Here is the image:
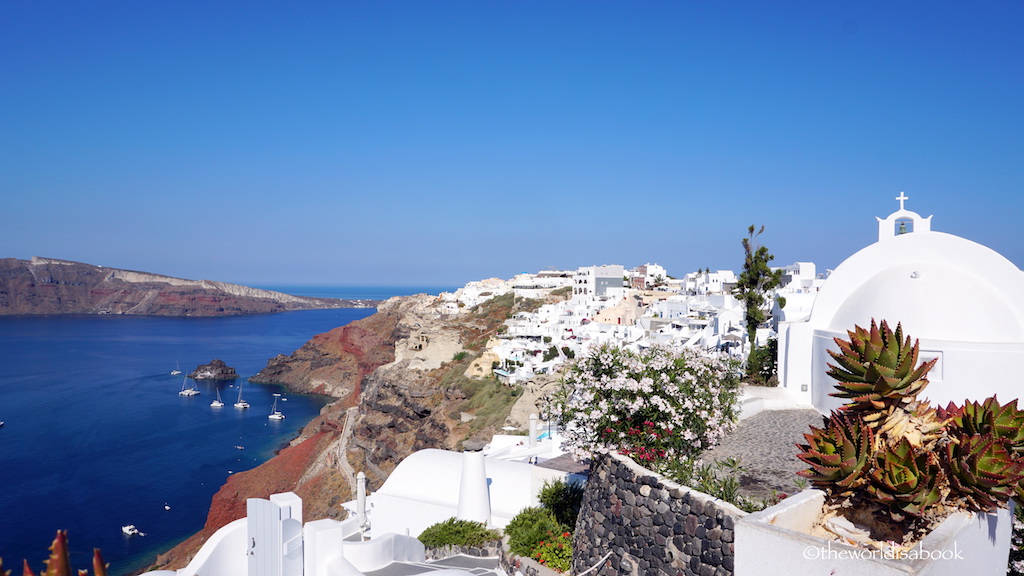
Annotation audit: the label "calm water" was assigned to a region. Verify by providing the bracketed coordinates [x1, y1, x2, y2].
[0, 301, 403, 574]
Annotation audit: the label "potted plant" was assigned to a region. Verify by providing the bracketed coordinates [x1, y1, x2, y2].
[737, 320, 1022, 575]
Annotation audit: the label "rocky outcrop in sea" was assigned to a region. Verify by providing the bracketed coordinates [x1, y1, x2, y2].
[188, 359, 239, 380]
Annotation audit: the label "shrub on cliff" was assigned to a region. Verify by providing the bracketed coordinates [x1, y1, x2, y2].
[551, 344, 740, 472]
[504, 506, 564, 557]
[538, 478, 584, 528]
[417, 518, 500, 548]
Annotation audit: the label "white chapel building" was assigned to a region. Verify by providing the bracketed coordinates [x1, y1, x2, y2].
[777, 194, 1024, 413]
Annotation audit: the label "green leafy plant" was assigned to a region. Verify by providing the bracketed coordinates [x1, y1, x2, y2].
[797, 319, 1024, 537]
[537, 479, 585, 528]
[668, 457, 778, 513]
[504, 507, 564, 557]
[531, 530, 572, 572]
[747, 337, 778, 385]
[417, 518, 500, 548]
[1, 531, 108, 576]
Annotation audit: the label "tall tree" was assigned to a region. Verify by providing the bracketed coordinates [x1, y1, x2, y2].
[733, 225, 784, 373]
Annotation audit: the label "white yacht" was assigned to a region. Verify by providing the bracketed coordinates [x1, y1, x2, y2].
[234, 380, 249, 409]
[268, 393, 285, 420]
[211, 386, 224, 408]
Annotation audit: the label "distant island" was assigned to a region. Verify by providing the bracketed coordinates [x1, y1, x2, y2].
[0, 257, 377, 316]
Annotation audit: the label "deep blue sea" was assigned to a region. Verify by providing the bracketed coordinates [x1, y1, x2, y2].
[0, 285, 454, 575]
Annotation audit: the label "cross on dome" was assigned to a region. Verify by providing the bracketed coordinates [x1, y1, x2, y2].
[897, 191, 909, 211]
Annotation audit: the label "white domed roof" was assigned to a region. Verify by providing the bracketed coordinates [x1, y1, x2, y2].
[810, 230, 1024, 343]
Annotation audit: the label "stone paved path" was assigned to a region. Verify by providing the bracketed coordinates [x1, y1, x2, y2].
[700, 408, 825, 499]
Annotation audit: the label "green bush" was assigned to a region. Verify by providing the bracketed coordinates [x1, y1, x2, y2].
[537, 479, 584, 528]
[542, 346, 560, 362]
[504, 506, 564, 556]
[417, 517, 500, 548]
[746, 337, 778, 384]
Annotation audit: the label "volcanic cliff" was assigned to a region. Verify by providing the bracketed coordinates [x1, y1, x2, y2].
[149, 291, 551, 571]
[0, 257, 372, 316]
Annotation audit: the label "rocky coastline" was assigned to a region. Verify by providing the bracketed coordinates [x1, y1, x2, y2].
[0, 257, 375, 316]
[148, 292, 557, 572]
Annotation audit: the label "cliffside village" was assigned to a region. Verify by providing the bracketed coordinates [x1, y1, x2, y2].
[436, 261, 824, 386]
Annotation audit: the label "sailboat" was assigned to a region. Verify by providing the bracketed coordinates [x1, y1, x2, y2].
[178, 375, 199, 396]
[170, 361, 182, 376]
[233, 380, 249, 409]
[268, 393, 285, 420]
[210, 386, 224, 408]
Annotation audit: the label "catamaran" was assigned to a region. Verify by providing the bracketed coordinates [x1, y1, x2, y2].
[178, 375, 199, 396]
[268, 393, 285, 420]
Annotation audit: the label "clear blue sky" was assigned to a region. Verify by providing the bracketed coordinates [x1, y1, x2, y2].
[3, 2, 1022, 287]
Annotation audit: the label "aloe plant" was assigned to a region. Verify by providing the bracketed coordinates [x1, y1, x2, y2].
[866, 437, 946, 521]
[944, 433, 1024, 512]
[826, 320, 936, 415]
[797, 319, 1024, 531]
[796, 411, 874, 491]
[951, 397, 1024, 453]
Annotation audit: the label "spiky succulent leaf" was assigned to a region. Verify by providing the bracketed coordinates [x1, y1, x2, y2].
[43, 531, 72, 576]
[91, 550, 107, 576]
[944, 433, 1024, 512]
[952, 397, 1024, 453]
[796, 411, 873, 490]
[827, 319, 936, 414]
[866, 437, 945, 521]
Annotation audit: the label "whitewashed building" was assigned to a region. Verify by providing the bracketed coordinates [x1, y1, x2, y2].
[777, 194, 1024, 413]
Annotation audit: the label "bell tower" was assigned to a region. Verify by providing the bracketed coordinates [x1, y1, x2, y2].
[876, 192, 932, 242]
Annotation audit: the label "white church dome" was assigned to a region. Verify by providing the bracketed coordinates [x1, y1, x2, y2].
[778, 194, 1024, 413]
[813, 231, 1024, 343]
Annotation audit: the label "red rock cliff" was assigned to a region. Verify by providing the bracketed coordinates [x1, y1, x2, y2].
[149, 293, 536, 572]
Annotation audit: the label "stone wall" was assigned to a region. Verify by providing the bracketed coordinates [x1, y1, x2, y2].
[573, 452, 747, 576]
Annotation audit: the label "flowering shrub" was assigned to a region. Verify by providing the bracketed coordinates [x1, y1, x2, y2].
[552, 344, 740, 469]
[531, 531, 572, 572]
